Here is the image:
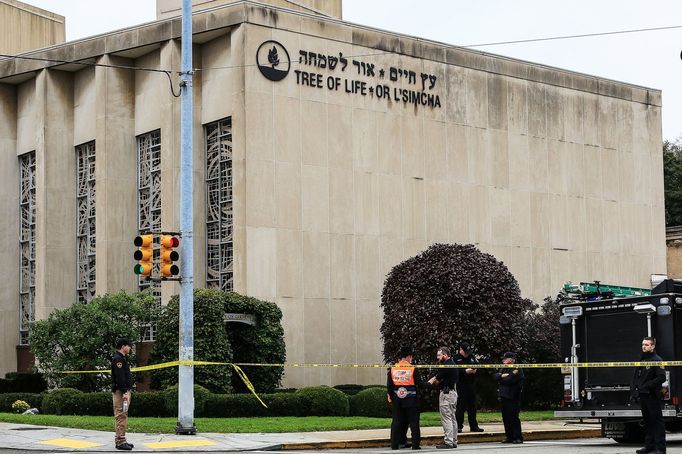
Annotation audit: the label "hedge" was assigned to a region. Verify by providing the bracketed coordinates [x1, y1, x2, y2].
[151, 289, 286, 394]
[15, 386, 350, 417]
[203, 393, 306, 417]
[0, 393, 43, 412]
[350, 387, 391, 417]
[0, 373, 47, 394]
[161, 385, 212, 417]
[333, 384, 364, 396]
[295, 386, 349, 416]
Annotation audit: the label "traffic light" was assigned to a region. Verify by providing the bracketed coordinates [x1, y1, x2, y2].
[133, 234, 153, 276]
[160, 235, 180, 277]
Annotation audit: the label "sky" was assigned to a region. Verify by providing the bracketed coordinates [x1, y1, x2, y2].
[23, 0, 682, 141]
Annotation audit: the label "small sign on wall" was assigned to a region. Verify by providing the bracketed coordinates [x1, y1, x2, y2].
[224, 312, 258, 326]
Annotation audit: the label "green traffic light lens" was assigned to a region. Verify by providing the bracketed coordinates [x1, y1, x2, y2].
[133, 264, 143, 275]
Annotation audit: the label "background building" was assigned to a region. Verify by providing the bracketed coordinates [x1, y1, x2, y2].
[0, 0, 64, 54]
[0, 0, 665, 386]
[157, 0, 342, 20]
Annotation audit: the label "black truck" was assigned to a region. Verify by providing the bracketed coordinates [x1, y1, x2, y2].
[554, 279, 682, 442]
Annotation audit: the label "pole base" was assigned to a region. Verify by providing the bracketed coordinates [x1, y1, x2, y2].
[175, 423, 197, 435]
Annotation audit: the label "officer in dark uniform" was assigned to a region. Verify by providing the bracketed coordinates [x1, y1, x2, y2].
[493, 352, 524, 444]
[631, 337, 666, 454]
[387, 346, 422, 450]
[455, 342, 483, 433]
[111, 338, 134, 451]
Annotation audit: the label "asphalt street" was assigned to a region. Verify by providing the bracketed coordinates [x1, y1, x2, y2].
[277, 435, 682, 454]
[3, 435, 680, 454]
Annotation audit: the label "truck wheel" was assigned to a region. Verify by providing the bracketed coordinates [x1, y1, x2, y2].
[612, 422, 645, 443]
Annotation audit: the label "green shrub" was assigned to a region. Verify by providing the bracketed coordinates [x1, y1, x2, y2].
[262, 393, 305, 416]
[204, 393, 267, 418]
[274, 388, 297, 393]
[29, 291, 157, 391]
[1, 373, 48, 393]
[31, 387, 348, 417]
[162, 384, 212, 417]
[151, 289, 286, 394]
[41, 388, 84, 415]
[79, 392, 112, 416]
[333, 384, 364, 396]
[0, 393, 43, 412]
[225, 293, 285, 394]
[295, 386, 349, 416]
[129, 391, 170, 417]
[350, 387, 391, 417]
[202, 392, 304, 417]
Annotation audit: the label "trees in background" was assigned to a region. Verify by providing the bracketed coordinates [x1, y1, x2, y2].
[664, 138, 682, 226]
[29, 291, 157, 391]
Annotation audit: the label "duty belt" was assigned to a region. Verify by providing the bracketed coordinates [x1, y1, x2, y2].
[394, 387, 417, 398]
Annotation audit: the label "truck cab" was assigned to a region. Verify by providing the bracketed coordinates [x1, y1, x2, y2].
[554, 280, 682, 442]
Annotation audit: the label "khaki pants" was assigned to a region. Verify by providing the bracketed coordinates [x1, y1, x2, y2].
[439, 390, 458, 445]
[112, 390, 130, 446]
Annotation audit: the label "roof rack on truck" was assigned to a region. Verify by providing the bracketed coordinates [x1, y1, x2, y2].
[560, 281, 651, 302]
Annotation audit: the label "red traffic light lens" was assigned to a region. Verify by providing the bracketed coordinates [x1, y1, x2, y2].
[161, 235, 179, 248]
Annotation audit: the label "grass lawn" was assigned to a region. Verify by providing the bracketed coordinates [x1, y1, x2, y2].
[0, 411, 554, 433]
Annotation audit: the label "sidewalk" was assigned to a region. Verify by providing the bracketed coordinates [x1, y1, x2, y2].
[0, 420, 601, 452]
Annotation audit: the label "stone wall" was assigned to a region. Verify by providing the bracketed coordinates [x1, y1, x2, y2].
[0, 0, 64, 54]
[0, 2, 665, 385]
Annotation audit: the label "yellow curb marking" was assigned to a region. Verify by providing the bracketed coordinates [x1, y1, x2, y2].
[37, 438, 104, 449]
[145, 439, 217, 449]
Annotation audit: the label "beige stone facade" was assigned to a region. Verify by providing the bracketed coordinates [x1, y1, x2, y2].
[0, 1, 665, 386]
[0, 0, 64, 54]
[157, 0, 342, 20]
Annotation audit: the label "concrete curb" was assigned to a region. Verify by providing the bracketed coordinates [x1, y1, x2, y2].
[279, 428, 602, 450]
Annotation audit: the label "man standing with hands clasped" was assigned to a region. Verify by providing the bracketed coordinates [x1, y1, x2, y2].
[112, 338, 134, 450]
[428, 347, 459, 449]
[631, 337, 666, 454]
[493, 352, 524, 444]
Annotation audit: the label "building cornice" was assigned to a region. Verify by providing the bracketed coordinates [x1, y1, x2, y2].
[0, 0, 662, 107]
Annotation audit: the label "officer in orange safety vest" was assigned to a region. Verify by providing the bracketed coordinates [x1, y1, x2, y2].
[387, 346, 423, 450]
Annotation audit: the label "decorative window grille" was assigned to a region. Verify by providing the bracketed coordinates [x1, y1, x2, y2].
[19, 151, 36, 346]
[137, 130, 161, 341]
[76, 141, 96, 304]
[205, 118, 233, 291]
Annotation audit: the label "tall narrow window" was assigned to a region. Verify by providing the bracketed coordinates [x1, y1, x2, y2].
[205, 118, 233, 291]
[76, 141, 96, 304]
[19, 151, 36, 346]
[137, 130, 161, 342]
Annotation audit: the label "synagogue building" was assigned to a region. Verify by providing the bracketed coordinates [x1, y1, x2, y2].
[0, 0, 665, 385]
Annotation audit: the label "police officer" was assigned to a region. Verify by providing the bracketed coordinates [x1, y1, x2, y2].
[112, 338, 134, 451]
[455, 342, 483, 433]
[632, 337, 666, 454]
[493, 352, 524, 444]
[428, 347, 459, 449]
[387, 346, 422, 450]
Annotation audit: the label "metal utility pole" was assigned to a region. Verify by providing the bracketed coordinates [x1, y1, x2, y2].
[176, 0, 196, 435]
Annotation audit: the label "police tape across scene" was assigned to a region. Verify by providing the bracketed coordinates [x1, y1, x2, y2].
[61, 359, 682, 375]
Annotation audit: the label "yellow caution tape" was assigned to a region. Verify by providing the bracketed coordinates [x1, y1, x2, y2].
[233, 361, 682, 369]
[62, 360, 268, 408]
[62, 359, 682, 374]
[232, 364, 267, 408]
[61, 358, 680, 410]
